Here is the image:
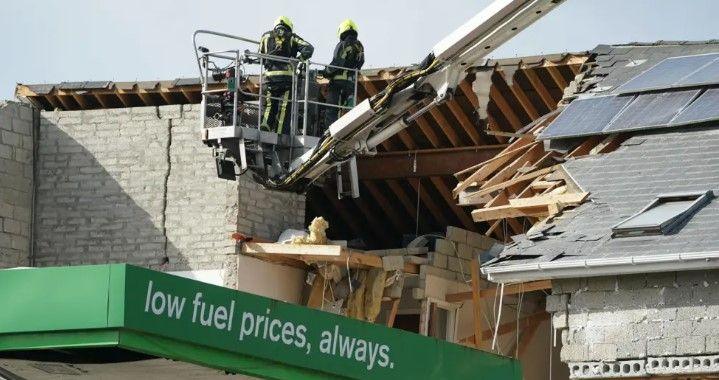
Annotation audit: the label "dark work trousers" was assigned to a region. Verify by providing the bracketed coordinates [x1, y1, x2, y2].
[260, 78, 292, 135]
[324, 79, 355, 129]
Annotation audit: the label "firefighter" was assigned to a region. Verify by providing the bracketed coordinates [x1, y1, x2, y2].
[259, 16, 314, 134]
[323, 19, 365, 129]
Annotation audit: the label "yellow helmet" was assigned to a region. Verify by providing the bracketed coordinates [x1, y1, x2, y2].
[274, 16, 293, 31]
[337, 19, 358, 38]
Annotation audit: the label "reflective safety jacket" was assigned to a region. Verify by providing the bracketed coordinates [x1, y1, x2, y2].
[326, 32, 364, 82]
[259, 26, 314, 79]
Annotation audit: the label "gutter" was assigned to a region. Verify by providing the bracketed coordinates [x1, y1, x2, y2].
[481, 251, 719, 284]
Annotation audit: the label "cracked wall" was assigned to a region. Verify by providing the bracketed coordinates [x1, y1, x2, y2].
[34, 104, 305, 293]
[0, 101, 35, 267]
[548, 270, 719, 378]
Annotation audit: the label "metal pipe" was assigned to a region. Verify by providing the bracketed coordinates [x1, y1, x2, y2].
[232, 51, 239, 127]
[205, 52, 238, 61]
[193, 29, 259, 81]
[483, 250, 719, 284]
[366, 118, 408, 149]
[303, 63, 310, 137]
[257, 57, 264, 129]
[406, 98, 441, 123]
[304, 99, 353, 110]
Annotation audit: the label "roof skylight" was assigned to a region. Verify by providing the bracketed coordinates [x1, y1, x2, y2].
[611, 191, 714, 237]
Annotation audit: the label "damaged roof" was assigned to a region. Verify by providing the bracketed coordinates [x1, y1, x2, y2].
[483, 41, 719, 283]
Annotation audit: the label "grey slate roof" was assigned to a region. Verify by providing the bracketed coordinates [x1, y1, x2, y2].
[485, 41, 719, 275]
[492, 126, 719, 268]
[574, 41, 719, 96]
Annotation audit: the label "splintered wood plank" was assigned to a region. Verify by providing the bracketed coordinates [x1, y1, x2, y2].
[457, 190, 492, 206]
[243, 243, 420, 274]
[471, 204, 548, 222]
[482, 191, 523, 236]
[530, 180, 562, 190]
[479, 143, 545, 191]
[453, 140, 537, 197]
[465, 166, 557, 199]
[242, 242, 342, 256]
[508, 192, 589, 208]
[454, 139, 533, 179]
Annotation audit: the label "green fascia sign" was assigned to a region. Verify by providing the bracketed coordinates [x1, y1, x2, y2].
[0, 264, 521, 379]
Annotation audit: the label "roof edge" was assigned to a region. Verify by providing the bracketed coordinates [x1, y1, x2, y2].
[482, 251, 719, 284]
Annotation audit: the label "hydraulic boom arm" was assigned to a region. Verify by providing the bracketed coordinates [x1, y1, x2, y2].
[262, 0, 566, 192]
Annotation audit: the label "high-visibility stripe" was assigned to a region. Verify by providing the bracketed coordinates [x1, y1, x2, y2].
[277, 90, 290, 134]
[261, 89, 272, 129]
[332, 72, 349, 81]
[265, 70, 292, 77]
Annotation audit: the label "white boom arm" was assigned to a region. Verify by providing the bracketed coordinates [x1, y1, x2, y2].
[266, 0, 566, 191]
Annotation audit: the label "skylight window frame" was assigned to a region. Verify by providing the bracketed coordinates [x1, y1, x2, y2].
[611, 191, 714, 238]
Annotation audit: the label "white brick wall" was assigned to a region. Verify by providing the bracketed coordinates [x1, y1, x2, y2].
[36, 104, 305, 272]
[0, 102, 34, 268]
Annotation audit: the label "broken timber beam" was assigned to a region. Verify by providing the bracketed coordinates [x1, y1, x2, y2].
[464, 165, 558, 200]
[357, 145, 506, 180]
[471, 204, 548, 222]
[241, 243, 419, 274]
[452, 140, 537, 196]
[508, 192, 589, 208]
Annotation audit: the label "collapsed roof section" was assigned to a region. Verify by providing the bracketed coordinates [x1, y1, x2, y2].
[15, 53, 587, 250]
[309, 54, 586, 249]
[474, 41, 719, 283]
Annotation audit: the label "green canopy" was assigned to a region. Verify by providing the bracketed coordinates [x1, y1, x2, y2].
[0, 264, 521, 379]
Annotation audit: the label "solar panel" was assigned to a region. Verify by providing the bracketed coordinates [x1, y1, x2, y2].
[603, 89, 699, 133]
[670, 88, 719, 126]
[616, 53, 719, 94]
[677, 58, 719, 87]
[538, 95, 633, 139]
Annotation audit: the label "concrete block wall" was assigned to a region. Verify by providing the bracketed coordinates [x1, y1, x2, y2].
[549, 270, 719, 378]
[429, 226, 499, 281]
[0, 102, 34, 267]
[35, 104, 305, 274]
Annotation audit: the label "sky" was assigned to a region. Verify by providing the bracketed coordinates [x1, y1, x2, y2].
[1, 0, 718, 100]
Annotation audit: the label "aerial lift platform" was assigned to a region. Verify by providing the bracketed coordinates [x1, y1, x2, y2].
[196, 0, 567, 198]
